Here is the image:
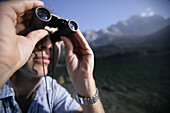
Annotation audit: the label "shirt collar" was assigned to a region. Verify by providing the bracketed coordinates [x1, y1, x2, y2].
[0, 76, 52, 99]
[0, 80, 15, 99]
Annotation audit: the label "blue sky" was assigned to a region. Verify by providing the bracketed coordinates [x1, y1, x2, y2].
[42, 0, 170, 32]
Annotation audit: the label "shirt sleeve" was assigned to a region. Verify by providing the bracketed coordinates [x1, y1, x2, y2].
[51, 78, 80, 113]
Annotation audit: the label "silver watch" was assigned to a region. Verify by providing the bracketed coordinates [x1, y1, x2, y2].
[76, 88, 99, 105]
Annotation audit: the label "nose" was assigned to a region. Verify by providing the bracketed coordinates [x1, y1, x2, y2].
[40, 36, 53, 50]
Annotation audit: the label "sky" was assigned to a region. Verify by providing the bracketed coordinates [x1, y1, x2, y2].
[41, 0, 170, 32]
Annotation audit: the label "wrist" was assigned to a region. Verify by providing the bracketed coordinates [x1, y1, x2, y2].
[72, 76, 97, 97]
[0, 64, 15, 89]
[76, 88, 99, 105]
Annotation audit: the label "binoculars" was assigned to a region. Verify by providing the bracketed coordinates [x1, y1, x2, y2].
[18, 7, 79, 42]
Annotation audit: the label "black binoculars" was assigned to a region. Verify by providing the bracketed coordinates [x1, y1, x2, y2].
[18, 7, 79, 42]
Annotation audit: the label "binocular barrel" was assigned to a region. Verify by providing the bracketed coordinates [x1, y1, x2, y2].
[18, 7, 79, 42]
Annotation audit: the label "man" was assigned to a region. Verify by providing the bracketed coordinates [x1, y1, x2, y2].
[0, 0, 105, 113]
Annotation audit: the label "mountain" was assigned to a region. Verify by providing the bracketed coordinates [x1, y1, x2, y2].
[113, 15, 169, 35]
[82, 30, 99, 42]
[93, 25, 170, 56]
[83, 15, 170, 45]
[59, 15, 170, 62]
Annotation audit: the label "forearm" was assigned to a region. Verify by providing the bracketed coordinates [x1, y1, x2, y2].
[62, 30, 105, 112]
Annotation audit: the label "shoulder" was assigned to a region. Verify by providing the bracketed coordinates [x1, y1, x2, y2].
[0, 80, 14, 99]
[40, 76, 57, 87]
[39, 76, 66, 93]
[37, 76, 80, 112]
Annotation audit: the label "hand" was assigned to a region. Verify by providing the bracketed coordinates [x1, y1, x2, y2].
[61, 30, 96, 97]
[0, 1, 48, 89]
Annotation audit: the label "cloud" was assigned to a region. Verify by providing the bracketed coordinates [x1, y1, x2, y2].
[146, 8, 151, 12]
[141, 12, 146, 17]
[140, 7, 155, 17]
[148, 11, 155, 16]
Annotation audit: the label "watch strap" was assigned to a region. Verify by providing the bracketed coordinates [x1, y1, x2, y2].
[76, 88, 99, 105]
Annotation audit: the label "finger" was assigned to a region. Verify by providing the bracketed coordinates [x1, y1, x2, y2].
[44, 26, 58, 34]
[74, 48, 93, 56]
[71, 30, 91, 50]
[69, 35, 80, 48]
[16, 18, 32, 34]
[17, 10, 33, 23]
[10, 1, 44, 16]
[16, 23, 26, 33]
[17, 17, 24, 24]
[16, 11, 33, 33]
[60, 36, 73, 57]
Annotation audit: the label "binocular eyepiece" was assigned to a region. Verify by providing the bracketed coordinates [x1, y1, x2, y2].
[18, 7, 79, 42]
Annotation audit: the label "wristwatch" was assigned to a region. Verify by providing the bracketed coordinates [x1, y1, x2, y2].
[76, 88, 99, 105]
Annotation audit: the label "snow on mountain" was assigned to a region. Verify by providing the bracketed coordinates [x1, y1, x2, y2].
[82, 30, 99, 42]
[83, 15, 170, 43]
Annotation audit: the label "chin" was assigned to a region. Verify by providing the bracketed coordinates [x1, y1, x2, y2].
[34, 66, 49, 77]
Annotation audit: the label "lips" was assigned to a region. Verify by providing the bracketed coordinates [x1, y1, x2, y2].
[34, 56, 50, 64]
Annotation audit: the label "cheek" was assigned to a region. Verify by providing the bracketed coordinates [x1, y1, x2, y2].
[26, 56, 35, 72]
[25, 54, 49, 76]
[53, 43, 61, 62]
[26, 61, 49, 76]
[48, 44, 61, 73]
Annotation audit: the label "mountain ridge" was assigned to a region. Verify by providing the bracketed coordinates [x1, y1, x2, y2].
[83, 15, 170, 44]
[92, 25, 170, 56]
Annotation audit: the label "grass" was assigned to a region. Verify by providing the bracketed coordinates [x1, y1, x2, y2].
[53, 51, 170, 113]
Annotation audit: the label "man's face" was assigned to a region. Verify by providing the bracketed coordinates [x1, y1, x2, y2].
[24, 35, 61, 76]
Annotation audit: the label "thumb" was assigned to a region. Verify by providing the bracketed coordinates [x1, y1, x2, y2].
[17, 29, 48, 67]
[26, 29, 48, 46]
